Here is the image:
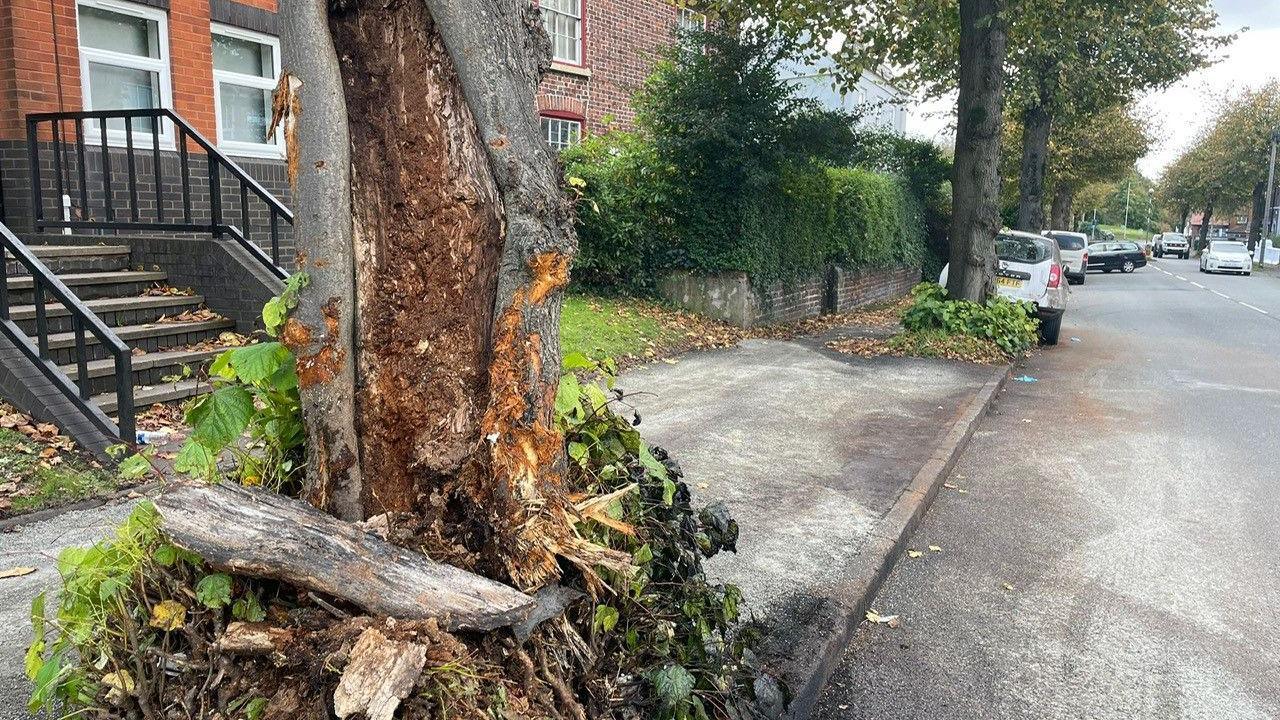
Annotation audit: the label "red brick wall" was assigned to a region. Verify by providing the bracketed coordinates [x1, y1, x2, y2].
[0, 0, 81, 140]
[0, 0, 279, 141]
[537, 0, 682, 134]
[832, 266, 920, 314]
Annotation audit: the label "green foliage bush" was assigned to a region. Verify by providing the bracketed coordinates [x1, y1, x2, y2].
[565, 27, 947, 291]
[563, 133, 674, 292]
[901, 282, 1040, 356]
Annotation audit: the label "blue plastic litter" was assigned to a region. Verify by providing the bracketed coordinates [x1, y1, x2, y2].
[1013, 375, 1039, 383]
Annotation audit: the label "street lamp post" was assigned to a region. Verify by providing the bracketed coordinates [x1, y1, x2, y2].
[1261, 128, 1280, 265]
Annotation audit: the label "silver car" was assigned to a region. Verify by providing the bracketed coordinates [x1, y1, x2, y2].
[1044, 230, 1089, 284]
[939, 230, 1069, 345]
[994, 231, 1068, 345]
[1154, 232, 1190, 259]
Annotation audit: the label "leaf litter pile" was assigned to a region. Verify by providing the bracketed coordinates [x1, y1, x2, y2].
[0, 402, 116, 517]
[26, 365, 778, 719]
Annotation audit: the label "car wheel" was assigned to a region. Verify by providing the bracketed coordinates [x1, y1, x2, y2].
[1040, 315, 1063, 346]
[1182, 252, 1190, 259]
[1155, 250, 1162, 258]
[1122, 260, 1136, 273]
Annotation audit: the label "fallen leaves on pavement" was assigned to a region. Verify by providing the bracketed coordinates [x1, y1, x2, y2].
[906, 549, 923, 558]
[865, 610, 901, 628]
[0, 566, 36, 579]
[928, 545, 942, 553]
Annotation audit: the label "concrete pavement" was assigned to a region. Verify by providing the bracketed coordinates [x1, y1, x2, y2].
[815, 261, 1280, 719]
[0, 322, 1003, 717]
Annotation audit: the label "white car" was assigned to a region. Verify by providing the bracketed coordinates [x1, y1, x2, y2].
[939, 230, 1069, 345]
[1200, 240, 1253, 275]
[1044, 230, 1089, 285]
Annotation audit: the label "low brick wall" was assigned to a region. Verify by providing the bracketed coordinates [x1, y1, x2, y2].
[831, 265, 920, 313]
[659, 265, 920, 328]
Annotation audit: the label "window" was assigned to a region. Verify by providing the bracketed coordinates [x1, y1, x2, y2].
[212, 25, 282, 157]
[541, 116, 581, 151]
[541, 0, 583, 65]
[678, 7, 707, 32]
[76, 0, 171, 139]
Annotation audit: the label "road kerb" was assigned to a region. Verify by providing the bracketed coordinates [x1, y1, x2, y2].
[782, 363, 1012, 720]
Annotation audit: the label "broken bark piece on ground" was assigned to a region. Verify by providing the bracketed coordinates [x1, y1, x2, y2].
[214, 621, 297, 655]
[154, 481, 535, 631]
[333, 627, 429, 720]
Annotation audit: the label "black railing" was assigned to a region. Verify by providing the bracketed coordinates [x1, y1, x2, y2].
[0, 220, 133, 442]
[26, 108, 289, 280]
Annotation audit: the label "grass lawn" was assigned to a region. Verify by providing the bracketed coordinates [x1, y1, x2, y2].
[0, 426, 116, 516]
[1096, 224, 1151, 243]
[560, 294, 692, 365]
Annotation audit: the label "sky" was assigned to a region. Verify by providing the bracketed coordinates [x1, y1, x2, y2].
[903, 0, 1280, 180]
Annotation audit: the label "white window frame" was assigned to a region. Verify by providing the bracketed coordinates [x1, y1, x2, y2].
[677, 8, 707, 32]
[211, 23, 284, 159]
[76, 0, 174, 148]
[541, 116, 582, 152]
[541, 0, 583, 66]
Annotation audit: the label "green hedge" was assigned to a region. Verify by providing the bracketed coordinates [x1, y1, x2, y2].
[565, 135, 927, 290]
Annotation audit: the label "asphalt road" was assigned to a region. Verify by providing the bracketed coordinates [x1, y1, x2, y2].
[816, 257, 1280, 719]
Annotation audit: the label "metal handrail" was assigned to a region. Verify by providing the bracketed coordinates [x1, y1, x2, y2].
[0, 220, 133, 441]
[25, 108, 289, 280]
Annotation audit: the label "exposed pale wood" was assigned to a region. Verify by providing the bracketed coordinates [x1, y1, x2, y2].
[333, 628, 428, 720]
[154, 482, 535, 631]
[214, 622, 295, 655]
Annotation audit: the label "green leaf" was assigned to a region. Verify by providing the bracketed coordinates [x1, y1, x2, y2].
[562, 352, 596, 370]
[245, 697, 269, 720]
[228, 342, 291, 384]
[555, 374, 583, 418]
[195, 573, 233, 609]
[649, 664, 695, 709]
[232, 594, 266, 622]
[153, 544, 178, 567]
[639, 445, 669, 481]
[117, 453, 151, 481]
[593, 604, 620, 633]
[187, 386, 255, 449]
[632, 543, 654, 564]
[174, 441, 217, 479]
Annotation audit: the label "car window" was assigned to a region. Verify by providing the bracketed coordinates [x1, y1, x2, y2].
[1122, 242, 1139, 251]
[1162, 233, 1186, 242]
[996, 233, 1053, 263]
[1047, 232, 1086, 250]
[1211, 241, 1246, 252]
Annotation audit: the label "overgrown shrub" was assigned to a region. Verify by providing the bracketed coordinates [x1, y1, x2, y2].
[566, 27, 946, 290]
[563, 132, 674, 292]
[900, 282, 1039, 356]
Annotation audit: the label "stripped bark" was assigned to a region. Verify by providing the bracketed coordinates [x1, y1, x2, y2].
[154, 482, 536, 631]
[947, 0, 1007, 302]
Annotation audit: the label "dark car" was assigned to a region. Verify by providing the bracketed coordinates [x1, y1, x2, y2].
[1087, 241, 1147, 273]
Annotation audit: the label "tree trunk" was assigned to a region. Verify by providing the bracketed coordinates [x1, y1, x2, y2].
[1015, 104, 1052, 232]
[1177, 203, 1190, 234]
[947, 0, 1007, 302]
[1248, 180, 1266, 252]
[1196, 203, 1214, 251]
[282, 0, 612, 591]
[1049, 183, 1074, 231]
[279, 0, 363, 521]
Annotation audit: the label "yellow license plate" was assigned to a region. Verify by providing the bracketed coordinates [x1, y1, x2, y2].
[996, 276, 1024, 289]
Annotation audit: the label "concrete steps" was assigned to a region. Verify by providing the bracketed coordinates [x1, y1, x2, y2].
[5, 239, 251, 431]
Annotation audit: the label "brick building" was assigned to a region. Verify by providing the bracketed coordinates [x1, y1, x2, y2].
[536, 0, 705, 149]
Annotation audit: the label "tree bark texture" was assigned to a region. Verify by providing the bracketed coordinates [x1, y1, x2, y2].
[280, 0, 364, 522]
[154, 482, 536, 631]
[283, 0, 617, 591]
[1248, 180, 1266, 252]
[947, 0, 1007, 302]
[1197, 203, 1214, 250]
[1049, 183, 1074, 231]
[1015, 105, 1052, 232]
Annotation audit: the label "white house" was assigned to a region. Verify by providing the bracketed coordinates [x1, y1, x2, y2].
[781, 56, 910, 134]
